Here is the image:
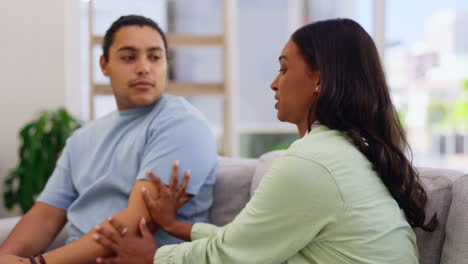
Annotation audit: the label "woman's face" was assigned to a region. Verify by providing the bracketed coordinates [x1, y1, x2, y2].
[270, 40, 321, 132]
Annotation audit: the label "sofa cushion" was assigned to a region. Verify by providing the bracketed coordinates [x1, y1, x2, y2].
[250, 150, 286, 197]
[413, 168, 465, 264]
[209, 157, 257, 226]
[441, 174, 468, 264]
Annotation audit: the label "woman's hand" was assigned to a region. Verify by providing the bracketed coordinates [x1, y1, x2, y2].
[93, 217, 157, 264]
[142, 160, 193, 231]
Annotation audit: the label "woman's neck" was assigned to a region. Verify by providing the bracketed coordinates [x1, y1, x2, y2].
[297, 113, 317, 138]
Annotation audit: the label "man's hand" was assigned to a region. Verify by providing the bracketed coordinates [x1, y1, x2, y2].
[142, 160, 193, 231]
[0, 254, 27, 263]
[93, 217, 157, 264]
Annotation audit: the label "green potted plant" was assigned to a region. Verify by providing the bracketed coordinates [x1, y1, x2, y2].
[3, 108, 81, 213]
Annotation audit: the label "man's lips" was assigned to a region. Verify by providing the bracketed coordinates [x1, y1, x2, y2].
[130, 81, 154, 89]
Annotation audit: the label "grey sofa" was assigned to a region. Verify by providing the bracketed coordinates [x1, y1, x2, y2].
[1, 151, 467, 264]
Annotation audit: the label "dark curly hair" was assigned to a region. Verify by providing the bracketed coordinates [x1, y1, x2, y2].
[292, 18, 437, 231]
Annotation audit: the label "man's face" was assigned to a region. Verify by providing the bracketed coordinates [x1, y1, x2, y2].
[100, 25, 167, 110]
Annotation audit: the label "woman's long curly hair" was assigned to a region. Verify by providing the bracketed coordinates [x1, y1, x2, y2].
[292, 18, 437, 231]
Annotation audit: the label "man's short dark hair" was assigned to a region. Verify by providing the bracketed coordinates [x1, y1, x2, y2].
[102, 15, 168, 62]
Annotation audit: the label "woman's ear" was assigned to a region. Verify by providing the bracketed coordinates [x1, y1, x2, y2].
[306, 68, 321, 87]
[315, 71, 322, 87]
[313, 71, 321, 94]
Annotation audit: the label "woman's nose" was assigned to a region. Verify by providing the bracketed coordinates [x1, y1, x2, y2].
[270, 75, 279, 91]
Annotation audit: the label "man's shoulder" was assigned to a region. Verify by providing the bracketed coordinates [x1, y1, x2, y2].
[158, 94, 201, 116]
[71, 111, 117, 138]
[151, 95, 210, 129]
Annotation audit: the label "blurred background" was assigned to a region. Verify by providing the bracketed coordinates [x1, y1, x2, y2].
[1, 0, 467, 217]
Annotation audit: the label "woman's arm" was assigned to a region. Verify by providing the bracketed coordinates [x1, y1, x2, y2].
[154, 155, 344, 264]
[94, 155, 345, 264]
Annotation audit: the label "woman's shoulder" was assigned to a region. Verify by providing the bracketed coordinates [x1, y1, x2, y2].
[290, 125, 362, 161]
[286, 125, 373, 183]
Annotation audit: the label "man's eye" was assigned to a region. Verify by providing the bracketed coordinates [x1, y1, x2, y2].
[149, 55, 161, 61]
[120, 56, 134, 61]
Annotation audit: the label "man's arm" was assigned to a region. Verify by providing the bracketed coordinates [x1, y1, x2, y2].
[36, 179, 158, 264]
[0, 202, 67, 257]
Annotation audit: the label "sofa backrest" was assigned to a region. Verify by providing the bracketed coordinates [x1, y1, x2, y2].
[209, 157, 257, 226]
[440, 175, 468, 264]
[413, 168, 465, 264]
[209, 151, 285, 226]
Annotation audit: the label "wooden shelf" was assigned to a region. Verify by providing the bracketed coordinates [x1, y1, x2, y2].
[93, 82, 224, 97]
[167, 82, 224, 96]
[94, 84, 112, 95]
[92, 34, 223, 47]
[167, 34, 223, 46]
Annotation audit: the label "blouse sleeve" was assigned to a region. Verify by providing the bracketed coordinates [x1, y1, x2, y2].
[154, 154, 344, 264]
[190, 222, 221, 240]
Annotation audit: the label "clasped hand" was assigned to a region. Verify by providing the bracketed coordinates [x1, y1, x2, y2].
[93, 160, 193, 264]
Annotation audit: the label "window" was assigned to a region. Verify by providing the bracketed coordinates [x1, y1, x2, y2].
[385, 0, 468, 172]
[79, 0, 468, 169]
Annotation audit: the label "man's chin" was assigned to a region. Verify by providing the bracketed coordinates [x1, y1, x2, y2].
[132, 95, 161, 107]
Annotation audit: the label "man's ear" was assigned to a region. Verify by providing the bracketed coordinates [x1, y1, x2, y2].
[100, 55, 109, 76]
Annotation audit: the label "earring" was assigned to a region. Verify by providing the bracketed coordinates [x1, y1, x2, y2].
[314, 86, 320, 92]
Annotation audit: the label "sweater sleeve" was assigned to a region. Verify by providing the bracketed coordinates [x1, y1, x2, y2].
[154, 154, 344, 264]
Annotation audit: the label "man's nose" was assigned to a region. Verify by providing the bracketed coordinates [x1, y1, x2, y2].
[136, 57, 150, 75]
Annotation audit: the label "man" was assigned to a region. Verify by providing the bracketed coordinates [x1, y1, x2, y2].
[0, 15, 218, 263]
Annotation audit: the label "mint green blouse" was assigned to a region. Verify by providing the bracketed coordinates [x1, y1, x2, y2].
[155, 125, 419, 264]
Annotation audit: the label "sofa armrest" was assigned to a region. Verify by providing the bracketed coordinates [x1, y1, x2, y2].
[0, 216, 69, 251]
[0, 216, 21, 245]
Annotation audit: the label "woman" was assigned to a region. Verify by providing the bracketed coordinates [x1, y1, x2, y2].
[92, 18, 437, 264]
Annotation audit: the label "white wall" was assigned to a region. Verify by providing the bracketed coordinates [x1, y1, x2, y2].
[0, 0, 80, 217]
